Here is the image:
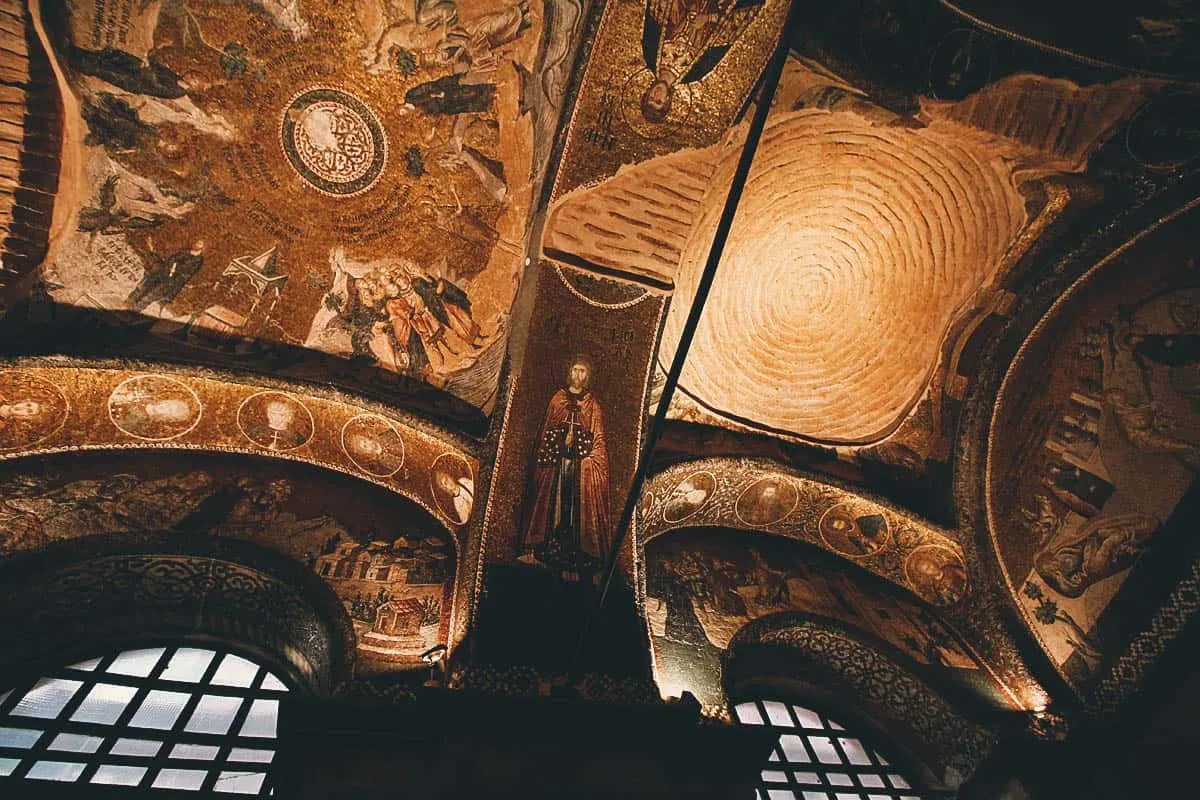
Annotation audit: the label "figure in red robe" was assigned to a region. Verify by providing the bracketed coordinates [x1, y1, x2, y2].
[518, 358, 613, 581]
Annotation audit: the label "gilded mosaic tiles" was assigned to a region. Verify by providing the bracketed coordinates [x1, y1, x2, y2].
[0, 364, 478, 531]
[641, 459, 968, 606]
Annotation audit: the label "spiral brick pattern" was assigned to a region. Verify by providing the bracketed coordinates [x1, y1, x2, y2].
[661, 111, 1028, 444]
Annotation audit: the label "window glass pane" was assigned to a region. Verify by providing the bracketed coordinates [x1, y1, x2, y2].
[185, 695, 244, 735]
[66, 657, 102, 672]
[261, 674, 288, 692]
[27, 760, 87, 782]
[827, 773, 853, 786]
[129, 690, 192, 730]
[48, 733, 103, 753]
[71, 683, 139, 725]
[111, 738, 163, 757]
[839, 738, 872, 766]
[888, 774, 911, 789]
[212, 655, 260, 688]
[152, 768, 208, 790]
[0, 757, 20, 777]
[108, 648, 166, 678]
[762, 701, 794, 727]
[9, 678, 83, 719]
[859, 774, 886, 788]
[801, 792, 829, 800]
[790, 706, 824, 729]
[735, 702, 765, 725]
[808, 736, 842, 764]
[779, 734, 810, 763]
[761, 770, 788, 783]
[229, 748, 275, 764]
[171, 743, 221, 761]
[793, 772, 821, 784]
[766, 791, 797, 800]
[239, 699, 279, 738]
[0, 726, 42, 748]
[160, 649, 216, 684]
[92, 765, 148, 786]
[215, 770, 267, 795]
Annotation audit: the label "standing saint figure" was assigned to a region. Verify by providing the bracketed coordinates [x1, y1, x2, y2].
[639, 0, 765, 122]
[518, 357, 613, 580]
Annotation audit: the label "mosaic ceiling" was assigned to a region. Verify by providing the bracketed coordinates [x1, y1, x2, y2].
[1, 0, 1199, 779]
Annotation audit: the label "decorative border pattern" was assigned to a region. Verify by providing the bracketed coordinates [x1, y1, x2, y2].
[0, 539, 354, 691]
[641, 459, 966, 604]
[0, 364, 477, 533]
[730, 618, 996, 783]
[1085, 556, 1200, 717]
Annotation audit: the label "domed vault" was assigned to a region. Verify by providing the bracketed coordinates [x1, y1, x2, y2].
[1, 0, 1199, 797]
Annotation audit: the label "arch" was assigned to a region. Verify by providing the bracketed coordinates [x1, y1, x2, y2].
[725, 616, 996, 791]
[642, 526, 1019, 713]
[0, 362, 479, 533]
[640, 459, 968, 607]
[961, 189, 1200, 701]
[0, 448, 461, 676]
[640, 461, 1052, 709]
[0, 532, 355, 693]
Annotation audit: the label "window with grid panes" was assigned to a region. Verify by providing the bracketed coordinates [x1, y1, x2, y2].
[0, 645, 289, 795]
[734, 699, 923, 800]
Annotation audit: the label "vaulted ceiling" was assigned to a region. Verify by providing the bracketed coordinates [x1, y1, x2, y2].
[1, 0, 1199, 788]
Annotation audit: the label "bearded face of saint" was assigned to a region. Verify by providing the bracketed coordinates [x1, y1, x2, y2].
[640, 80, 673, 123]
[568, 361, 591, 393]
[0, 400, 42, 419]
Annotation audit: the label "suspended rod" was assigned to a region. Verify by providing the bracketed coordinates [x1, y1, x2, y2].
[578, 0, 803, 655]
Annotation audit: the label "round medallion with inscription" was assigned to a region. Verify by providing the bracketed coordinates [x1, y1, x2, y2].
[280, 87, 387, 196]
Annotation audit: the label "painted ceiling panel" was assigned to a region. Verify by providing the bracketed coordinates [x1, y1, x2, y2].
[987, 201, 1200, 695]
[0, 450, 457, 675]
[550, 62, 1145, 445]
[29, 0, 550, 415]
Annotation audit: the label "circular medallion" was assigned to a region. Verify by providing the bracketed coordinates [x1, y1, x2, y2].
[904, 545, 968, 606]
[280, 87, 387, 196]
[663, 471, 717, 524]
[1125, 96, 1200, 172]
[341, 414, 406, 477]
[108, 375, 202, 442]
[0, 372, 69, 452]
[819, 502, 892, 558]
[237, 391, 314, 451]
[430, 453, 474, 526]
[734, 475, 799, 528]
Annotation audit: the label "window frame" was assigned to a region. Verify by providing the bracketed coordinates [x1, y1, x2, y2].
[0, 640, 296, 796]
[733, 697, 949, 800]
